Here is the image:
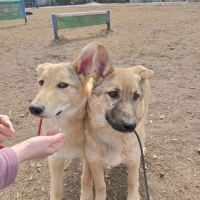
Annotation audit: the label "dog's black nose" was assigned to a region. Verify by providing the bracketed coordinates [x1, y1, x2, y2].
[122, 121, 136, 132]
[29, 105, 45, 116]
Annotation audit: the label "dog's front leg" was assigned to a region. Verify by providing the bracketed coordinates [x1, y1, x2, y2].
[89, 162, 106, 200]
[49, 156, 65, 200]
[126, 158, 140, 200]
[80, 158, 93, 200]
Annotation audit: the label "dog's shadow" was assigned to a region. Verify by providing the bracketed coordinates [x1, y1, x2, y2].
[62, 158, 148, 200]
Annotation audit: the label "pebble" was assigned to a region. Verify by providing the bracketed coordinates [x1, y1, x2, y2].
[159, 172, 165, 178]
[159, 114, 165, 119]
[153, 155, 158, 159]
[198, 149, 200, 155]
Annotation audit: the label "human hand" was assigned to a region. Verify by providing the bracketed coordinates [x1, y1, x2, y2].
[0, 115, 15, 143]
[11, 130, 65, 163]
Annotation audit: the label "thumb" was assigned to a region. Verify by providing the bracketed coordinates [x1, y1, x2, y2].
[48, 138, 65, 153]
[47, 132, 65, 145]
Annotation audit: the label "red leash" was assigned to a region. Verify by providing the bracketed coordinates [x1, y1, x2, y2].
[0, 118, 42, 149]
[37, 118, 42, 136]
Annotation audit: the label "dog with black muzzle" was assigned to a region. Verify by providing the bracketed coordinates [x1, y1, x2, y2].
[81, 42, 154, 200]
[29, 43, 100, 200]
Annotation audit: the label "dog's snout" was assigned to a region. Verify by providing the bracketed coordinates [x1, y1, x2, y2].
[29, 105, 45, 116]
[122, 121, 136, 132]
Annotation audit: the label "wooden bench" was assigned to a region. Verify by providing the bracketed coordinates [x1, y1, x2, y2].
[52, 10, 110, 39]
[0, 0, 27, 22]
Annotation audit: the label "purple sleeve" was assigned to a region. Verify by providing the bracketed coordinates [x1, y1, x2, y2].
[0, 147, 19, 190]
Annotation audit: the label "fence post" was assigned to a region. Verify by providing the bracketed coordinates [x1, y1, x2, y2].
[21, 0, 27, 22]
[107, 10, 110, 30]
[52, 13, 58, 39]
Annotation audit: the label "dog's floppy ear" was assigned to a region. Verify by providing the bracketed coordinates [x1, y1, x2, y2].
[132, 65, 154, 80]
[37, 63, 52, 78]
[92, 43, 114, 86]
[71, 42, 99, 84]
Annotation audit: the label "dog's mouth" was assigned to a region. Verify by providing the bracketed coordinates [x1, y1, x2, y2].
[56, 111, 62, 116]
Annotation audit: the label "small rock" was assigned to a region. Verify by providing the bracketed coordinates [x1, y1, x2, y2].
[159, 172, 165, 178]
[30, 162, 35, 167]
[198, 149, 200, 154]
[159, 114, 165, 119]
[153, 155, 158, 159]
[171, 139, 178, 141]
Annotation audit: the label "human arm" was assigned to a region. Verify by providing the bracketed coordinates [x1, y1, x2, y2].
[10, 131, 65, 163]
[0, 147, 19, 190]
[0, 131, 65, 190]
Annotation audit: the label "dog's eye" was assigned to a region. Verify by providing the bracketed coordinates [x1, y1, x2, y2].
[39, 80, 44, 86]
[58, 83, 68, 88]
[108, 91, 118, 98]
[133, 93, 140, 100]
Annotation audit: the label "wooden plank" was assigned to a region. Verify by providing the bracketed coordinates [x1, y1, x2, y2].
[58, 10, 108, 17]
[0, 1, 23, 21]
[0, 1, 21, 6]
[57, 14, 107, 30]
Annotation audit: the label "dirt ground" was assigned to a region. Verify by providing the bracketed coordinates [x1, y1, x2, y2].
[0, 2, 200, 200]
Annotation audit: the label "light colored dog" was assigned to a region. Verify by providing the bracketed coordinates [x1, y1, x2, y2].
[81, 42, 154, 200]
[29, 44, 97, 200]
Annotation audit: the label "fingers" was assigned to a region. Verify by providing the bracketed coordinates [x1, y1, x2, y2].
[47, 132, 65, 145]
[0, 115, 12, 128]
[0, 115, 15, 141]
[0, 124, 15, 138]
[45, 128, 62, 136]
[0, 133, 7, 143]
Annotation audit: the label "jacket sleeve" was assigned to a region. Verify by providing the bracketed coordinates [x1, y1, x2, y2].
[0, 147, 19, 190]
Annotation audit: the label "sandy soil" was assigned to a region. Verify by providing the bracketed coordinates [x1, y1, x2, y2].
[0, 2, 200, 200]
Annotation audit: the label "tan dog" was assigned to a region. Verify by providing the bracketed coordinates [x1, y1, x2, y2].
[81, 42, 154, 200]
[29, 44, 98, 200]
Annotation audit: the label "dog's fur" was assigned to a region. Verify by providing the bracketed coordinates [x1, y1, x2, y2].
[29, 42, 153, 200]
[81, 42, 154, 200]
[29, 44, 99, 200]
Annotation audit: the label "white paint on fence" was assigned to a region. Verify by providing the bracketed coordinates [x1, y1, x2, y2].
[57, 10, 107, 17]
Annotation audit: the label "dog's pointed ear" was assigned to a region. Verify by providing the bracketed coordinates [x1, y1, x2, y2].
[132, 65, 154, 80]
[37, 63, 52, 78]
[71, 42, 99, 84]
[92, 43, 114, 85]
